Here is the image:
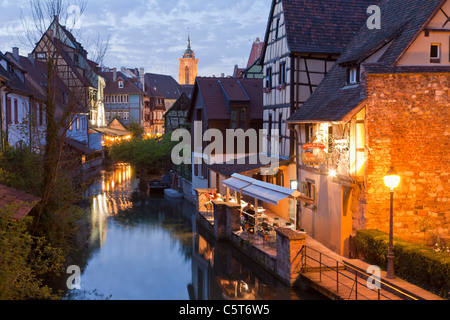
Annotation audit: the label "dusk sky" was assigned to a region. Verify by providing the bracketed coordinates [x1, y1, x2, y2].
[0, 0, 272, 80]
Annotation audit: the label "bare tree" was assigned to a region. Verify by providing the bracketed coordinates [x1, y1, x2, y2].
[20, 0, 87, 48]
[16, 0, 107, 233]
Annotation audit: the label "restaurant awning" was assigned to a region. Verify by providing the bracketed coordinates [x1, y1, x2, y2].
[222, 174, 255, 192]
[223, 173, 304, 206]
[241, 178, 301, 206]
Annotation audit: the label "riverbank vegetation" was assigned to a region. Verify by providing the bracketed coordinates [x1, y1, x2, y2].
[109, 133, 177, 176]
[0, 204, 64, 299]
[0, 145, 86, 299]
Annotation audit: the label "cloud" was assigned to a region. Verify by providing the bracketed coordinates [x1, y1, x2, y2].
[0, 0, 272, 79]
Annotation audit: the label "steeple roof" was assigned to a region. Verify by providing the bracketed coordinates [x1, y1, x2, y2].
[183, 34, 195, 58]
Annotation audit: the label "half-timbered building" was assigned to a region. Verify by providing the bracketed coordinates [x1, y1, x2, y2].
[287, 0, 450, 256]
[259, 0, 378, 225]
[31, 15, 106, 145]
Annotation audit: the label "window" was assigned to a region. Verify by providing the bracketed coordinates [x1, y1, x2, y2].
[82, 117, 86, 130]
[118, 80, 124, 89]
[279, 62, 286, 85]
[76, 117, 80, 130]
[265, 67, 272, 89]
[348, 67, 359, 84]
[268, 113, 273, 136]
[185, 66, 189, 83]
[124, 111, 130, 120]
[7, 98, 11, 124]
[302, 180, 316, 203]
[275, 18, 280, 40]
[305, 124, 314, 143]
[14, 99, 18, 124]
[278, 113, 283, 137]
[231, 107, 247, 130]
[36, 52, 47, 59]
[430, 44, 441, 63]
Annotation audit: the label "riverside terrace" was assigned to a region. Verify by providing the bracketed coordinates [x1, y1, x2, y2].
[192, 176, 444, 300]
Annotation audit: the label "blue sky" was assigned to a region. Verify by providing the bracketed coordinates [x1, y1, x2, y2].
[0, 0, 272, 80]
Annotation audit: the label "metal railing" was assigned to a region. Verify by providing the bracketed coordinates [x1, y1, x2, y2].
[293, 245, 419, 300]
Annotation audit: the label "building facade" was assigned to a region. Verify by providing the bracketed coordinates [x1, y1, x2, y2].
[99, 68, 144, 127]
[287, 0, 450, 255]
[258, 0, 375, 222]
[187, 77, 264, 197]
[144, 73, 185, 135]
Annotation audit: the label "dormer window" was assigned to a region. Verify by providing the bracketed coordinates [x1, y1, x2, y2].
[118, 80, 124, 88]
[430, 43, 440, 63]
[347, 66, 360, 85]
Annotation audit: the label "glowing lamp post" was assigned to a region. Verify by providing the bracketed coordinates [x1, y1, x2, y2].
[384, 167, 400, 279]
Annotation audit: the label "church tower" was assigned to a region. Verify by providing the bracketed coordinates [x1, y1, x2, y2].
[179, 35, 198, 85]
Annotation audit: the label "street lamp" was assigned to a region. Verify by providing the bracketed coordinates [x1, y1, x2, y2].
[384, 167, 400, 279]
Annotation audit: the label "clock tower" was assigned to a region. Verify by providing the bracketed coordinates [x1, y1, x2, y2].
[179, 35, 198, 85]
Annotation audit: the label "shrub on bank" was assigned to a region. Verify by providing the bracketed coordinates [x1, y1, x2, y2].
[355, 229, 450, 299]
[109, 133, 177, 175]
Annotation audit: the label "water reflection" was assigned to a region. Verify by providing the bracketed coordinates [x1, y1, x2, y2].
[190, 224, 325, 300]
[68, 164, 324, 300]
[86, 163, 135, 248]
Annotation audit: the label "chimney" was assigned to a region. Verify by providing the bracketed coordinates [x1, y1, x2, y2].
[140, 67, 145, 90]
[12, 47, 19, 61]
[113, 68, 117, 82]
[221, 73, 225, 78]
[28, 53, 34, 66]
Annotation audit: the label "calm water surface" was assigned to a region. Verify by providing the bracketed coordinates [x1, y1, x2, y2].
[66, 164, 325, 300]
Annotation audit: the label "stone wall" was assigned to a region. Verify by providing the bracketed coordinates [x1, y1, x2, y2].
[364, 72, 450, 245]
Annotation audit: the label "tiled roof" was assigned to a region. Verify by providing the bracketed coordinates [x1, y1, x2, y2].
[144, 73, 182, 99]
[189, 77, 263, 121]
[338, 0, 444, 66]
[166, 92, 191, 113]
[0, 53, 30, 95]
[99, 71, 144, 95]
[11, 54, 69, 119]
[288, 0, 448, 124]
[0, 184, 40, 220]
[247, 40, 264, 68]
[287, 64, 366, 123]
[363, 64, 450, 74]
[268, 0, 379, 55]
[64, 138, 96, 155]
[179, 85, 194, 97]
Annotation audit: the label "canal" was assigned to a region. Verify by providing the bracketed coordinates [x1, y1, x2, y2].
[65, 163, 325, 300]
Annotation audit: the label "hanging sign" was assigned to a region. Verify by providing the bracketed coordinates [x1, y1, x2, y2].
[301, 142, 327, 165]
[302, 143, 326, 150]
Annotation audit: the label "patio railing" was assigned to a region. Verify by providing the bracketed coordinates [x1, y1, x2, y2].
[293, 245, 419, 300]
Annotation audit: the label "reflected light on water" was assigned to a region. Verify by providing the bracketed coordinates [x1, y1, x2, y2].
[89, 164, 134, 247]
